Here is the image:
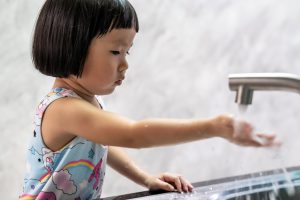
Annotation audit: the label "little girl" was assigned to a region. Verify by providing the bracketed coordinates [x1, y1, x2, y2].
[20, 0, 277, 199]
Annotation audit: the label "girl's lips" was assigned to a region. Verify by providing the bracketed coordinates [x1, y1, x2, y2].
[115, 80, 123, 85]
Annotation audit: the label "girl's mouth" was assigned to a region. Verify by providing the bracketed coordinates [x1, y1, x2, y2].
[115, 80, 123, 85]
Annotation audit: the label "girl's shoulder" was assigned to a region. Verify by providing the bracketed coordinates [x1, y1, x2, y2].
[35, 88, 86, 151]
[35, 87, 107, 148]
[36, 87, 80, 120]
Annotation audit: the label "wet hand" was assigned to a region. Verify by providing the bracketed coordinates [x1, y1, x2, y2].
[213, 115, 280, 147]
[145, 173, 193, 193]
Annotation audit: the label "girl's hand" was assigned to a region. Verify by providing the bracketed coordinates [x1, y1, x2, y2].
[144, 173, 193, 193]
[212, 114, 279, 147]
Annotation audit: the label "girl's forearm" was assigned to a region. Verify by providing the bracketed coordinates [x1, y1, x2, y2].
[129, 118, 217, 148]
[107, 146, 151, 188]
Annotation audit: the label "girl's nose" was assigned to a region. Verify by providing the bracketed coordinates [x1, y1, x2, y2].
[118, 59, 128, 72]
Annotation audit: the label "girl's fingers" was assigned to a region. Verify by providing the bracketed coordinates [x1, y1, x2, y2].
[256, 133, 275, 138]
[238, 133, 280, 147]
[188, 184, 194, 192]
[159, 181, 175, 191]
[173, 176, 183, 192]
[252, 133, 276, 146]
[162, 174, 183, 192]
[148, 176, 175, 192]
[180, 177, 188, 192]
[159, 173, 193, 193]
[179, 176, 193, 192]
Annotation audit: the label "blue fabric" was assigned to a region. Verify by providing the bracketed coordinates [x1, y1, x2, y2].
[21, 88, 108, 200]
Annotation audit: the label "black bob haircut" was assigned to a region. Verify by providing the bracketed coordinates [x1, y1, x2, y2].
[32, 0, 139, 78]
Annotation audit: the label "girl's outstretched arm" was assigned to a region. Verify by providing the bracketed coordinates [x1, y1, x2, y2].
[44, 97, 277, 149]
[107, 146, 193, 192]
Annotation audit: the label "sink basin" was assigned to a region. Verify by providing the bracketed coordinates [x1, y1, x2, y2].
[224, 186, 300, 200]
[211, 168, 300, 200]
[218, 181, 300, 200]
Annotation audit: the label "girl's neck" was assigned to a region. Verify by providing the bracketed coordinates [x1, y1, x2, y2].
[53, 77, 96, 103]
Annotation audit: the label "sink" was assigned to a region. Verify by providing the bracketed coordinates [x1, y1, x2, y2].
[223, 185, 300, 200]
[210, 167, 300, 200]
[101, 166, 300, 200]
[217, 180, 300, 200]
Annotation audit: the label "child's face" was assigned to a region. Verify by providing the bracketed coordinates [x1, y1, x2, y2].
[75, 28, 136, 95]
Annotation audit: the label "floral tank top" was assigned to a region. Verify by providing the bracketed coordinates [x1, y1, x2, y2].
[20, 88, 108, 200]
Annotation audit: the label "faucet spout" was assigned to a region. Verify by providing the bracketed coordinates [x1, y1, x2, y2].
[228, 73, 300, 105]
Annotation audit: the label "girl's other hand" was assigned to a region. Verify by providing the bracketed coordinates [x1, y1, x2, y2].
[145, 173, 193, 193]
[212, 114, 280, 147]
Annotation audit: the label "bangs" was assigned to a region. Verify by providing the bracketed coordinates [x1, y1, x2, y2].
[94, 0, 139, 37]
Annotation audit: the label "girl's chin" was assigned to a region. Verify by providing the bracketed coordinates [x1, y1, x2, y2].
[96, 87, 116, 95]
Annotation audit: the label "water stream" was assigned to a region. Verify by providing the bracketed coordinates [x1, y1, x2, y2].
[234, 104, 296, 199]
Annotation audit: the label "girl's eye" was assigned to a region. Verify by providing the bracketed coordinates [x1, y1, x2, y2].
[110, 50, 130, 56]
[111, 51, 120, 55]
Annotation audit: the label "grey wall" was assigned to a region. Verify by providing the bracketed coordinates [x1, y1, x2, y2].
[1, 0, 300, 199]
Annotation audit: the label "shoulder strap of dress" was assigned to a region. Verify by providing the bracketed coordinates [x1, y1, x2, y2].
[95, 95, 106, 110]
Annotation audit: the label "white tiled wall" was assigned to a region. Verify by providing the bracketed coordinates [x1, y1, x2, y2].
[1, 0, 300, 199]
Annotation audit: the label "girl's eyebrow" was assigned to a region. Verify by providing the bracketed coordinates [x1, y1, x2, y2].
[111, 43, 133, 49]
[111, 39, 133, 47]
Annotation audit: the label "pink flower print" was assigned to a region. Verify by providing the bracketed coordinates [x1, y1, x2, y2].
[37, 98, 50, 119]
[46, 157, 54, 164]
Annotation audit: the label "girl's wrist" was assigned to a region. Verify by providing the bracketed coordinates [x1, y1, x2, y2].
[142, 174, 153, 189]
[135, 170, 152, 189]
[209, 115, 234, 139]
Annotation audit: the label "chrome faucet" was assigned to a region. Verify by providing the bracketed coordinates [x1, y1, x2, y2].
[228, 73, 300, 105]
